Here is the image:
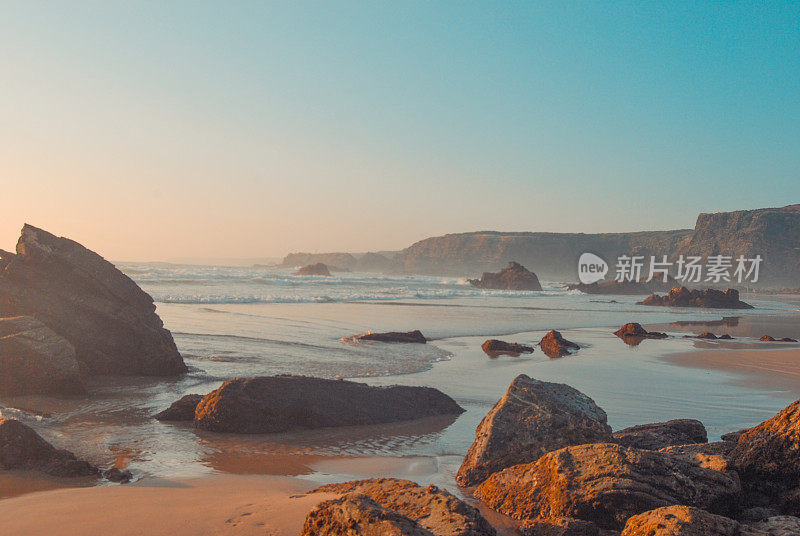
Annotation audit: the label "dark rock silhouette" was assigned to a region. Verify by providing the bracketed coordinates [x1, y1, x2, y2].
[468, 262, 542, 291]
[613, 323, 668, 346]
[194, 376, 464, 434]
[294, 262, 332, 276]
[346, 330, 427, 344]
[760, 335, 798, 342]
[638, 286, 753, 309]
[481, 339, 534, 357]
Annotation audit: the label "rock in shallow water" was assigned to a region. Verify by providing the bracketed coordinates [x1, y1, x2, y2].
[0, 315, 85, 395]
[481, 339, 534, 357]
[194, 375, 464, 434]
[154, 394, 203, 421]
[456, 374, 611, 487]
[474, 442, 740, 530]
[311, 478, 496, 536]
[538, 330, 580, 358]
[0, 417, 98, 478]
[345, 330, 427, 344]
[638, 286, 753, 309]
[0, 224, 186, 376]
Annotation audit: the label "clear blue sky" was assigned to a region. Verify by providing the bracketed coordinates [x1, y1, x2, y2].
[2, 2, 798, 260]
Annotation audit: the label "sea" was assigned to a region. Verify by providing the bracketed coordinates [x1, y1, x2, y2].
[2, 263, 800, 492]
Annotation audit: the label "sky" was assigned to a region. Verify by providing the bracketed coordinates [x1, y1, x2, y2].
[1, 2, 799, 261]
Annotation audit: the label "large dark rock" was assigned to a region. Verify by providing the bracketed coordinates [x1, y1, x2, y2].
[613, 323, 668, 346]
[294, 263, 332, 276]
[568, 277, 677, 296]
[300, 494, 433, 536]
[312, 478, 496, 536]
[154, 394, 203, 421]
[280, 252, 357, 270]
[0, 224, 186, 376]
[611, 419, 708, 450]
[539, 330, 580, 358]
[0, 315, 85, 395]
[0, 417, 99, 478]
[638, 286, 753, 309]
[194, 376, 464, 434]
[456, 375, 611, 487]
[729, 398, 800, 514]
[468, 262, 542, 291]
[347, 330, 427, 344]
[620, 506, 740, 536]
[481, 339, 534, 357]
[474, 442, 740, 531]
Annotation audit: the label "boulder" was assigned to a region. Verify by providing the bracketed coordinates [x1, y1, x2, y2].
[697, 331, 718, 339]
[154, 394, 204, 421]
[346, 330, 427, 344]
[312, 478, 496, 536]
[620, 506, 739, 536]
[294, 263, 332, 276]
[520, 517, 600, 536]
[194, 376, 464, 434]
[0, 224, 186, 376]
[456, 375, 611, 487]
[611, 419, 707, 450]
[659, 442, 736, 473]
[104, 467, 133, 483]
[468, 262, 542, 291]
[759, 335, 798, 342]
[539, 330, 580, 358]
[0, 316, 85, 395]
[474, 442, 740, 530]
[721, 429, 749, 442]
[567, 277, 677, 296]
[0, 417, 99, 478]
[300, 494, 433, 536]
[481, 339, 534, 357]
[729, 398, 800, 514]
[613, 323, 668, 346]
[638, 286, 753, 309]
[741, 516, 800, 536]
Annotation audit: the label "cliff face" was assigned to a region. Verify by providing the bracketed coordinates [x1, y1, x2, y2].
[675, 205, 800, 286]
[391, 230, 692, 278]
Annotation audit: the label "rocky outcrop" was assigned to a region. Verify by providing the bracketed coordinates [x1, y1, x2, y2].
[0, 224, 186, 376]
[456, 375, 611, 487]
[300, 494, 433, 536]
[613, 323, 668, 345]
[539, 330, 580, 358]
[474, 442, 740, 530]
[741, 516, 800, 536]
[620, 506, 739, 536]
[294, 263, 332, 276]
[312, 478, 496, 536]
[638, 287, 753, 309]
[729, 398, 800, 514]
[568, 277, 677, 296]
[659, 442, 736, 473]
[194, 376, 464, 434]
[280, 252, 357, 270]
[611, 419, 707, 450]
[345, 330, 427, 344]
[154, 394, 203, 421]
[468, 262, 542, 291]
[0, 417, 99, 478]
[0, 316, 85, 395]
[759, 335, 798, 342]
[481, 339, 534, 357]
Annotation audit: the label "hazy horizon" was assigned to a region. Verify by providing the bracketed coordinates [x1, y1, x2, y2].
[3, 2, 799, 260]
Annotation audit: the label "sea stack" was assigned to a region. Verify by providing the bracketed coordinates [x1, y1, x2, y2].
[468, 262, 542, 291]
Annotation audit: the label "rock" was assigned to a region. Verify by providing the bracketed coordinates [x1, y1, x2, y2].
[729, 398, 800, 514]
[154, 394, 203, 421]
[659, 442, 736, 473]
[520, 517, 600, 536]
[613, 323, 668, 346]
[300, 494, 432, 536]
[738, 507, 781, 523]
[474, 442, 740, 530]
[312, 478, 496, 536]
[104, 467, 133, 483]
[481, 339, 534, 357]
[567, 277, 677, 296]
[456, 375, 611, 487]
[0, 224, 186, 376]
[0, 316, 85, 395]
[539, 330, 580, 358]
[194, 376, 464, 434]
[620, 505, 739, 536]
[294, 263, 332, 276]
[721, 429, 749, 442]
[346, 330, 427, 344]
[0, 417, 99, 478]
[280, 252, 357, 271]
[741, 515, 800, 536]
[468, 262, 542, 291]
[611, 419, 707, 450]
[638, 286, 753, 309]
[697, 331, 718, 339]
[719, 334, 734, 339]
[759, 335, 798, 342]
